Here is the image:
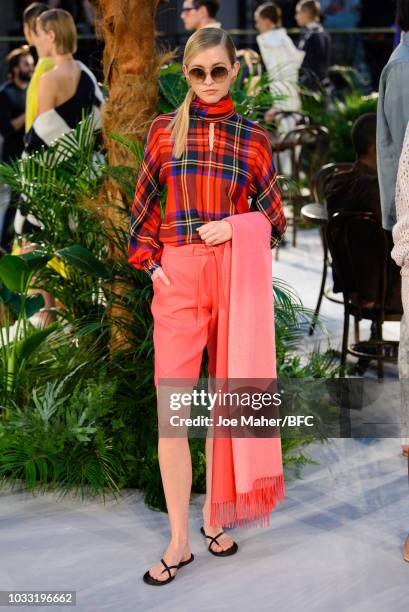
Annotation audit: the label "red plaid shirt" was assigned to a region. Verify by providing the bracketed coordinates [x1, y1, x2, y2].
[128, 93, 286, 276]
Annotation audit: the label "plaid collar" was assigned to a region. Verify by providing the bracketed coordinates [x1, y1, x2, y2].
[190, 93, 236, 122]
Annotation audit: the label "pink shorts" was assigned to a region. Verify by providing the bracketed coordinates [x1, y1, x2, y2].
[150, 242, 229, 387]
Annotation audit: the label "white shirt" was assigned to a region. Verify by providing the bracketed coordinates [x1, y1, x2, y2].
[256, 27, 305, 112]
[201, 21, 222, 29]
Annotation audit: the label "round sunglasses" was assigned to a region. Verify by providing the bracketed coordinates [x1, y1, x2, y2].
[187, 65, 230, 84]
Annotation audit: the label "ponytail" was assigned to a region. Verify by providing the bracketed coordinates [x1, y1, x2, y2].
[169, 88, 195, 159]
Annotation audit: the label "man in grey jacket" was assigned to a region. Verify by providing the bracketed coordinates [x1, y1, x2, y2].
[377, 0, 409, 566]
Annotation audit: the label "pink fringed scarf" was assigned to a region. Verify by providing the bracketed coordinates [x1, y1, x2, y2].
[209, 211, 285, 528]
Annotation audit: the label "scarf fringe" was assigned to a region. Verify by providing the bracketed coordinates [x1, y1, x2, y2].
[210, 474, 285, 528]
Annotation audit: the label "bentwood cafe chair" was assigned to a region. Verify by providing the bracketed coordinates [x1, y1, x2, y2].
[301, 162, 354, 335]
[325, 211, 402, 379]
[273, 125, 331, 248]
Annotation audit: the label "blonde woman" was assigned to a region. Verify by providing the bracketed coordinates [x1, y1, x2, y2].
[24, 8, 102, 155]
[23, 2, 54, 134]
[255, 1, 305, 173]
[255, 2, 305, 121]
[128, 28, 286, 585]
[14, 8, 103, 327]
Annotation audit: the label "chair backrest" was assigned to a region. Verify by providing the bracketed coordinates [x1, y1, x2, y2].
[311, 162, 354, 206]
[277, 125, 331, 184]
[236, 48, 263, 78]
[273, 111, 310, 131]
[325, 211, 389, 312]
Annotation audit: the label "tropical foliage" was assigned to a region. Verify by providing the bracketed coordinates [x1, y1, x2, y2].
[303, 66, 378, 162]
[0, 67, 337, 510]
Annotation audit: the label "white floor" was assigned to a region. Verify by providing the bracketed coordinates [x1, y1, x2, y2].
[1, 438, 408, 612]
[1, 229, 407, 612]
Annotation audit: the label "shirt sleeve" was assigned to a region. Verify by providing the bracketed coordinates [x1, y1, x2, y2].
[378, 63, 409, 229]
[249, 131, 287, 248]
[384, 64, 409, 162]
[128, 117, 164, 277]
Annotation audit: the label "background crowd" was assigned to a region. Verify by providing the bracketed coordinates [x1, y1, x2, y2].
[0, 0, 408, 581]
[0, 1, 408, 353]
[0, 1, 406, 286]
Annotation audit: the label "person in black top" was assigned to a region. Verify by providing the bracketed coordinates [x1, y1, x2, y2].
[0, 47, 34, 253]
[360, 0, 397, 90]
[0, 47, 34, 163]
[325, 113, 402, 313]
[180, 0, 221, 31]
[295, 0, 332, 93]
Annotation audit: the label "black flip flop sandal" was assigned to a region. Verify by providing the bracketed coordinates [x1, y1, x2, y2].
[143, 553, 194, 586]
[200, 526, 238, 557]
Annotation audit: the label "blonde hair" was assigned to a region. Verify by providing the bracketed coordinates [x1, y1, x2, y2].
[37, 8, 77, 55]
[170, 28, 237, 159]
[23, 2, 49, 33]
[297, 0, 321, 20]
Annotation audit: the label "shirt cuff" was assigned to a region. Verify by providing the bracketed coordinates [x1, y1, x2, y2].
[270, 226, 285, 248]
[142, 258, 161, 278]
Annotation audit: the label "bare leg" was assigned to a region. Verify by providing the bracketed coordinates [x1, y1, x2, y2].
[30, 289, 56, 327]
[18, 239, 56, 328]
[201, 435, 235, 552]
[201, 376, 235, 552]
[146, 385, 192, 581]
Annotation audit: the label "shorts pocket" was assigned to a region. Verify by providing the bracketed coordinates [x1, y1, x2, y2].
[152, 264, 172, 290]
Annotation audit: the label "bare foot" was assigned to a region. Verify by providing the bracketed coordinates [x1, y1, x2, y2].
[402, 445, 409, 457]
[202, 506, 236, 553]
[146, 541, 192, 582]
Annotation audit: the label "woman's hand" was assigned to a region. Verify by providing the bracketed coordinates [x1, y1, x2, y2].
[196, 220, 232, 244]
[151, 266, 170, 285]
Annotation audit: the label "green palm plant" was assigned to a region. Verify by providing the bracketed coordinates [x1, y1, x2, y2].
[0, 117, 104, 249]
[0, 89, 335, 506]
[0, 252, 59, 409]
[0, 372, 124, 498]
[0, 117, 113, 323]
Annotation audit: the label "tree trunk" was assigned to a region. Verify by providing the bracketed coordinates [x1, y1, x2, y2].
[94, 0, 170, 351]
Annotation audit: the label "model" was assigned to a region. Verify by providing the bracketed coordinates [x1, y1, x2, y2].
[128, 27, 287, 586]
